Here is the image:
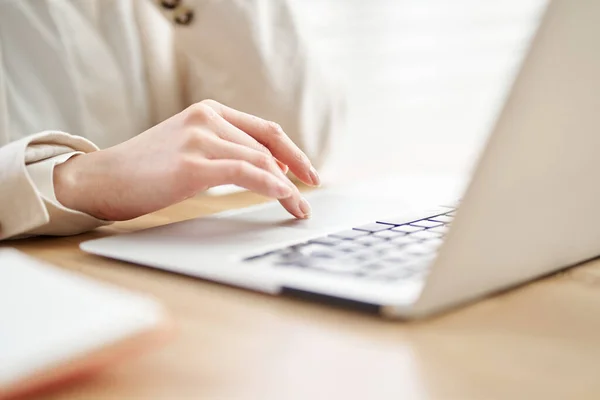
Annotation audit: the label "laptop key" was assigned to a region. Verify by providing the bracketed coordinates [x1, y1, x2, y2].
[372, 242, 397, 252]
[381, 256, 407, 264]
[350, 252, 375, 263]
[330, 230, 369, 240]
[386, 260, 432, 279]
[373, 230, 406, 240]
[362, 262, 387, 270]
[403, 244, 433, 256]
[335, 241, 363, 253]
[382, 249, 410, 260]
[376, 208, 449, 226]
[391, 225, 424, 233]
[297, 244, 347, 260]
[276, 249, 299, 258]
[391, 236, 415, 247]
[304, 250, 340, 259]
[409, 230, 442, 240]
[430, 215, 453, 224]
[354, 235, 384, 246]
[296, 243, 336, 256]
[309, 236, 342, 246]
[365, 262, 416, 280]
[410, 220, 443, 228]
[429, 226, 449, 235]
[353, 222, 394, 233]
[423, 238, 444, 249]
[308, 260, 364, 274]
[275, 260, 308, 268]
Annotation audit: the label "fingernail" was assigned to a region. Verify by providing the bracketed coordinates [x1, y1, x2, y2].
[299, 197, 312, 219]
[276, 160, 289, 174]
[274, 181, 293, 199]
[309, 167, 321, 187]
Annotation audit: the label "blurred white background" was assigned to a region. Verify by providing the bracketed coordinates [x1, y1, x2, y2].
[290, 0, 548, 182]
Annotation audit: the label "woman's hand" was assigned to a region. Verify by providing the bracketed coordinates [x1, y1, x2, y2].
[53, 100, 321, 221]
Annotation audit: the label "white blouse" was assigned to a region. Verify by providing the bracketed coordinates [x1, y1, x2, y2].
[0, 0, 342, 240]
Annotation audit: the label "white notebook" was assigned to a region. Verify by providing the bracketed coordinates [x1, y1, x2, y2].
[0, 249, 169, 399]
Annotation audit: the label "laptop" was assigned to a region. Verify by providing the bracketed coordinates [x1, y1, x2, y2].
[81, 0, 600, 319]
[0, 249, 170, 399]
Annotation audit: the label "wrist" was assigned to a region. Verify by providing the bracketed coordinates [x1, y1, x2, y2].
[53, 154, 95, 216]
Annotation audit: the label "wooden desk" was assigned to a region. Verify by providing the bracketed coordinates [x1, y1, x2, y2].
[5, 192, 600, 400]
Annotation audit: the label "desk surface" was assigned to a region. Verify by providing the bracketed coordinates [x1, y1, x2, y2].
[6, 191, 600, 400]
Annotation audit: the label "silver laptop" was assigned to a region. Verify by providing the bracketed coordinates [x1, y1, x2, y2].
[81, 0, 600, 319]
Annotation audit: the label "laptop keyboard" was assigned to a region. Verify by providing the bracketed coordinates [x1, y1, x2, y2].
[244, 209, 455, 283]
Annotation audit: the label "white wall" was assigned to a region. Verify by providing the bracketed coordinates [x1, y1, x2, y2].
[290, 0, 547, 181]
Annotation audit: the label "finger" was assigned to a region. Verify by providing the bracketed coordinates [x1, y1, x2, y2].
[198, 159, 293, 200]
[207, 139, 311, 219]
[209, 114, 290, 174]
[203, 100, 319, 187]
[276, 160, 289, 174]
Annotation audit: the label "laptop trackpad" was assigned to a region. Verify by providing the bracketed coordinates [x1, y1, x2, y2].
[107, 193, 411, 255]
[220, 192, 412, 233]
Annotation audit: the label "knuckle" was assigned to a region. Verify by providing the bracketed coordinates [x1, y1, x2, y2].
[266, 121, 284, 137]
[229, 161, 249, 179]
[254, 153, 274, 170]
[182, 128, 206, 148]
[200, 99, 220, 109]
[185, 102, 217, 125]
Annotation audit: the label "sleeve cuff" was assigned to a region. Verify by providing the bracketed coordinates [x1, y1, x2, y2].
[26, 152, 111, 237]
[0, 131, 109, 240]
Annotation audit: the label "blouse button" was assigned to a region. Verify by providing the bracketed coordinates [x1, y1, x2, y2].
[160, 0, 181, 9]
[174, 7, 194, 25]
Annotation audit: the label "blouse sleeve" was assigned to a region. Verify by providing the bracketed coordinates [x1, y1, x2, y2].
[0, 131, 109, 240]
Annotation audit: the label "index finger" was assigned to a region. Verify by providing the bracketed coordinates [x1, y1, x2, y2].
[202, 100, 320, 187]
